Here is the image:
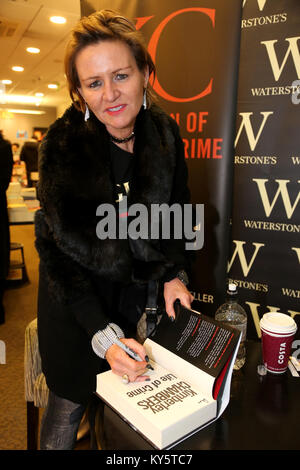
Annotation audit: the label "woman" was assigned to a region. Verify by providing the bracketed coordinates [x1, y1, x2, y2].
[20, 136, 39, 187]
[35, 9, 194, 450]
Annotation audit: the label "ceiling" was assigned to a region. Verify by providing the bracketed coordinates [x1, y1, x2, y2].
[0, 0, 82, 110]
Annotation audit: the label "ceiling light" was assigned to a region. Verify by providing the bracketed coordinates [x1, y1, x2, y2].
[7, 108, 45, 115]
[12, 66, 24, 72]
[1, 94, 42, 105]
[1, 80, 12, 85]
[26, 47, 40, 54]
[50, 16, 66, 24]
[35, 92, 44, 97]
[48, 83, 58, 89]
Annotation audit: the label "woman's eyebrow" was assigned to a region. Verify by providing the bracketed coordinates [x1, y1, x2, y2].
[112, 66, 132, 74]
[82, 66, 133, 82]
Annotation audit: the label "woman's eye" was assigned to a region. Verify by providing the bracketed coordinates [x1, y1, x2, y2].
[89, 80, 102, 88]
[115, 73, 128, 81]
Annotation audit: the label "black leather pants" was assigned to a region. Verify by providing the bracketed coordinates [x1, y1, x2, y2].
[40, 390, 86, 450]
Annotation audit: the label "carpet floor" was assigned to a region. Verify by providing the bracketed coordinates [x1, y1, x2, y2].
[0, 224, 37, 450]
[0, 224, 91, 450]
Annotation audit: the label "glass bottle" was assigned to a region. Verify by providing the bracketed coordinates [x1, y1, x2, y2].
[215, 283, 247, 369]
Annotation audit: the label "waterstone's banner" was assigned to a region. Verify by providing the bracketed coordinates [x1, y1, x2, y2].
[230, 0, 300, 339]
[81, 0, 243, 316]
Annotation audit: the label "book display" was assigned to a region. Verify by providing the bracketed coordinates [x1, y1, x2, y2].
[6, 182, 39, 223]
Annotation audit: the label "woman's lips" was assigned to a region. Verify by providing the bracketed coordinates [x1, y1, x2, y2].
[106, 104, 126, 115]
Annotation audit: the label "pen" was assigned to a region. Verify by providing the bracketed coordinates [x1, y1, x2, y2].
[114, 338, 154, 370]
[114, 338, 143, 361]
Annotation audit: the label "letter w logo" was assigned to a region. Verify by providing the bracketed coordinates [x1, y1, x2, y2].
[228, 241, 265, 277]
[253, 179, 300, 219]
[242, 0, 267, 10]
[235, 112, 273, 151]
[261, 37, 300, 81]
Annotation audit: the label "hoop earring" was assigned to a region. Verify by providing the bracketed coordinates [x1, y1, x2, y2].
[84, 104, 90, 121]
[143, 90, 147, 110]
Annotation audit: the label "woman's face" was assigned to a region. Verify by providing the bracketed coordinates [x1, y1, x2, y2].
[76, 40, 148, 139]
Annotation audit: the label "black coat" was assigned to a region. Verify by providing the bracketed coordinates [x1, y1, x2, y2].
[20, 139, 39, 186]
[35, 104, 192, 404]
[0, 136, 13, 280]
[20, 139, 39, 170]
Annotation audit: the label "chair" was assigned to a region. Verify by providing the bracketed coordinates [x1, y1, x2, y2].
[24, 318, 48, 450]
[24, 318, 92, 450]
[7, 242, 29, 285]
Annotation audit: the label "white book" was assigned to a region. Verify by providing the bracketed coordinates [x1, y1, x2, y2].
[96, 304, 241, 450]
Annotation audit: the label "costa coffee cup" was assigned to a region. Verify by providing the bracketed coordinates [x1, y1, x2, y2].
[260, 312, 297, 374]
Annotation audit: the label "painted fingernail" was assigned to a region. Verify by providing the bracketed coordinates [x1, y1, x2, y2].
[169, 316, 175, 322]
[145, 378, 151, 381]
[145, 355, 150, 362]
[146, 364, 154, 370]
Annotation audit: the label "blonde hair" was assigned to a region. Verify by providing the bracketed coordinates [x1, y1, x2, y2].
[64, 9, 156, 112]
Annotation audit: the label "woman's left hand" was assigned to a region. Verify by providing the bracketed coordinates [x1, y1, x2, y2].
[163, 278, 194, 321]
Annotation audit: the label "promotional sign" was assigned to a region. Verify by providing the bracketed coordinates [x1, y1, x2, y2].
[81, 0, 242, 316]
[229, 0, 300, 339]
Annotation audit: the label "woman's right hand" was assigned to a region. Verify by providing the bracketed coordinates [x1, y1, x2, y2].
[105, 337, 150, 383]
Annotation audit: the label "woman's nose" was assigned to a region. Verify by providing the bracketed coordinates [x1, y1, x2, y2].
[103, 80, 119, 102]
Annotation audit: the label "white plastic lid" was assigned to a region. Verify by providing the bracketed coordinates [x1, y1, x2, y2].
[260, 312, 297, 334]
[228, 283, 237, 292]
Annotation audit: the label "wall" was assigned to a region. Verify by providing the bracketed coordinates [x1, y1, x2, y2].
[229, 0, 300, 339]
[0, 104, 57, 145]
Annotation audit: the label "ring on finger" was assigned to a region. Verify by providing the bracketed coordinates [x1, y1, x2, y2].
[122, 373, 129, 384]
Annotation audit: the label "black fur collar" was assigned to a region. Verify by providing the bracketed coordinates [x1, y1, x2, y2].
[36, 104, 178, 284]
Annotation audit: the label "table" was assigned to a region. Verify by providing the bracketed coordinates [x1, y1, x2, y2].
[95, 340, 300, 450]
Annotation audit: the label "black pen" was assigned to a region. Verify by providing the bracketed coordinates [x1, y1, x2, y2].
[114, 338, 154, 369]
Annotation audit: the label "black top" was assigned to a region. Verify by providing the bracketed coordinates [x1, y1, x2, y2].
[108, 142, 147, 333]
[109, 141, 134, 205]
